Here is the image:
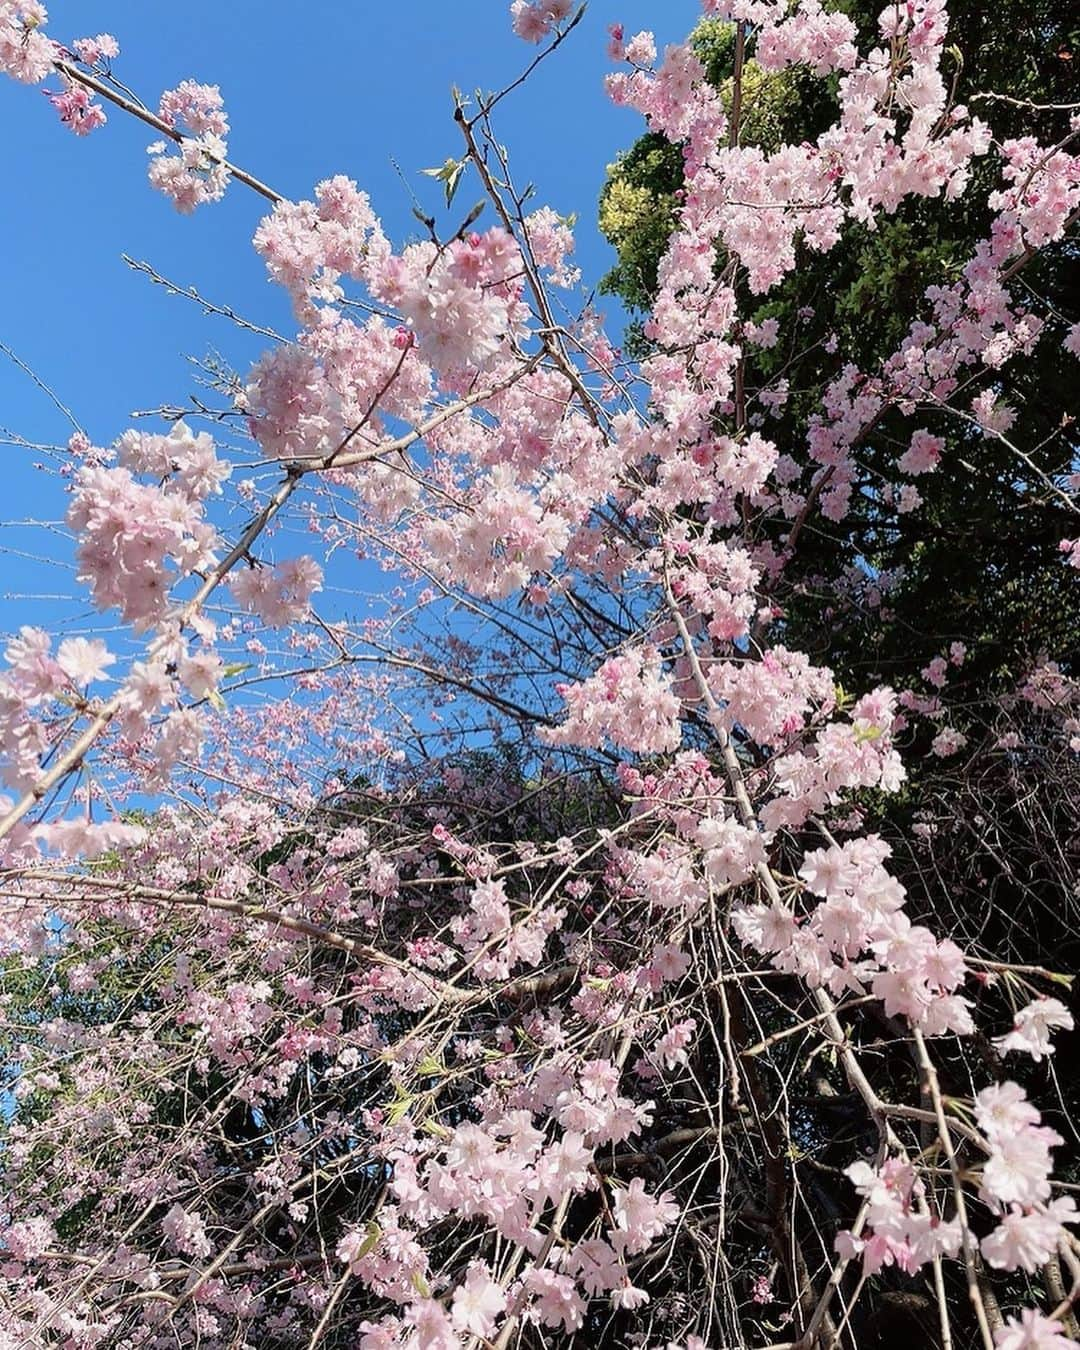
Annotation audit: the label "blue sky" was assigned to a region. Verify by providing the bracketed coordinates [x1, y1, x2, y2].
[0, 1, 699, 646]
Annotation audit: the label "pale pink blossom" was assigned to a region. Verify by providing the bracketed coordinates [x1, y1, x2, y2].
[71, 32, 118, 64]
[899, 429, 944, 475]
[981, 1198, 1078, 1273]
[994, 1309, 1074, 1350]
[56, 637, 115, 685]
[161, 1203, 212, 1259]
[450, 1263, 506, 1338]
[995, 998, 1074, 1062]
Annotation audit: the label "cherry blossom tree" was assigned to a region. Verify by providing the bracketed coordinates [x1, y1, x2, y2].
[0, 2, 1078, 1347]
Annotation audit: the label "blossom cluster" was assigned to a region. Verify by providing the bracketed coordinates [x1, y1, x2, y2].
[0, 0, 53, 83]
[147, 80, 231, 211]
[338, 1063, 673, 1339]
[542, 645, 682, 755]
[509, 0, 572, 45]
[836, 1156, 962, 1274]
[735, 834, 972, 1032]
[838, 1083, 1078, 1282]
[68, 424, 225, 627]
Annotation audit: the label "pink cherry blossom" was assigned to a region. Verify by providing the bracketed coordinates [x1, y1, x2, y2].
[1, 4, 1079, 1345]
[56, 637, 115, 685]
[70, 32, 118, 65]
[995, 997, 1074, 1062]
[450, 1262, 506, 1337]
[994, 1309, 1075, 1350]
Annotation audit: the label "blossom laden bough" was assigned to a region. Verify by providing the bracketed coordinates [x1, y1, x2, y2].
[0, 1, 1077, 1346]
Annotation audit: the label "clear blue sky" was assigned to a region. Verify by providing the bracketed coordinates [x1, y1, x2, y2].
[0, 1, 698, 641]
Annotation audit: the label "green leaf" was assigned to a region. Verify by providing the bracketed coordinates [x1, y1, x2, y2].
[383, 1079, 417, 1125]
[421, 157, 466, 208]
